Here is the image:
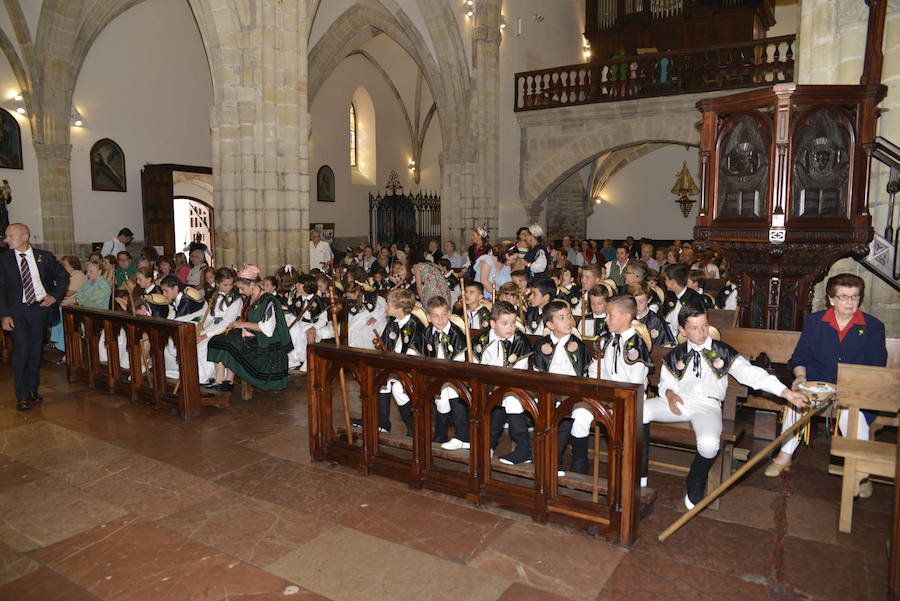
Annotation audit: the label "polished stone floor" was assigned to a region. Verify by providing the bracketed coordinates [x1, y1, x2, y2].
[0, 362, 892, 601]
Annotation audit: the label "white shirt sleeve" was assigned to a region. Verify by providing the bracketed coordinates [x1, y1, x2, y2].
[728, 356, 787, 398]
[530, 250, 547, 273]
[258, 300, 278, 337]
[101, 240, 114, 257]
[657, 364, 677, 401]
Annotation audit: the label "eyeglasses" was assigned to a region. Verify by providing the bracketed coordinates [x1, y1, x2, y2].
[831, 295, 860, 302]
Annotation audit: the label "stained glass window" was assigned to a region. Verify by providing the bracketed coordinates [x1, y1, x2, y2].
[349, 103, 358, 168]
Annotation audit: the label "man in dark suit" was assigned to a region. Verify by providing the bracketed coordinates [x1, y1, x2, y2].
[0, 223, 69, 410]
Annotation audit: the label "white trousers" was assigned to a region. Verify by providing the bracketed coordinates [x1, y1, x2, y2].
[643, 395, 722, 459]
[434, 383, 458, 414]
[779, 405, 869, 455]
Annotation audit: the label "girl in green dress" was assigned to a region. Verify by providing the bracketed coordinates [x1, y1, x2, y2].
[207, 265, 293, 392]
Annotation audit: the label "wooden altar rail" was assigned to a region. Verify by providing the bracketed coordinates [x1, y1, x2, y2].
[62, 306, 202, 419]
[514, 35, 795, 111]
[307, 343, 645, 546]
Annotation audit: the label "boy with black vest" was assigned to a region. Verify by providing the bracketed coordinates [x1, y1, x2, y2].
[420, 296, 469, 448]
[644, 305, 807, 508]
[471, 301, 533, 462]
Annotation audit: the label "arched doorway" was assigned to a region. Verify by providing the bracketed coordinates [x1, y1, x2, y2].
[174, 196, 214, 265]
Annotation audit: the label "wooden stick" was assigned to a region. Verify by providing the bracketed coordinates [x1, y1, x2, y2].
[581, 291, 588, 338]
[288, 300, 312, 330]
[328, 285, 353, 444]
[592, 343, 605, 504]
[658, 399, 833, 542]
[460, 278, 474, 363]
[128, 292, 152, 380]
[174, 298, 212, 396]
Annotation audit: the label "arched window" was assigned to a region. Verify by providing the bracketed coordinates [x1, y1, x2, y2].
[349, 103, 358, 168]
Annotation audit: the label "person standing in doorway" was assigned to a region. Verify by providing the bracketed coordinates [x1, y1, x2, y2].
[0, 223, 69, 410]
[309, 229, 333, 272]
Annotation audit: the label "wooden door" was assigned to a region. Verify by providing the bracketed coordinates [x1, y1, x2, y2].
[141, 165, 177, 257]
[141, 164, 212, 258]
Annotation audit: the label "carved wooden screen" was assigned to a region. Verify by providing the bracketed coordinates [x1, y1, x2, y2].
[790, 108, 852, 219]
[715, 113, 771, 220]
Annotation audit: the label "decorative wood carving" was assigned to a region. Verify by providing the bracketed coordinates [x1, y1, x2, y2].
[694, 84, 886, 330]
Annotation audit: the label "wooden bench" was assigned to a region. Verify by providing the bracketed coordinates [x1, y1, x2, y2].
[717, 326, 900, 439]
[832, 363, 900, 533]
[62, 306, 208, 419]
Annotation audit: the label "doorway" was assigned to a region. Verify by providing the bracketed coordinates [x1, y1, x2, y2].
[174, 197, 214, 265]
[141, 163, 213, 259]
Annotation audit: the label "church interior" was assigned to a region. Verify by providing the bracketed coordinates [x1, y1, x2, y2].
[0, 0, 899, 600]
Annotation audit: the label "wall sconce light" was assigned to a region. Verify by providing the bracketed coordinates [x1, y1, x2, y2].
[583, 38, 592, 60]
[2, 92, 25, 116]
[594, 195, 603, 205]
[71, 106, 84, 128]
[464, 0, 474, 18]
[408, 160, 417, 173]
[500, 14, 506, 30]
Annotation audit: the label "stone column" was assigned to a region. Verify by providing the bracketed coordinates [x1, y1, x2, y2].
[209, 0, 309, 274]
[441, 0, 501, 248]
[32, 139, 74, 254]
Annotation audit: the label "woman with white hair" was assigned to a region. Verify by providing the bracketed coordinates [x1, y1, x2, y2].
[186, 249, 208, 286]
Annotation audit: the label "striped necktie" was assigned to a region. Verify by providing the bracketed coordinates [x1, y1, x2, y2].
[19, 253, 37, 304]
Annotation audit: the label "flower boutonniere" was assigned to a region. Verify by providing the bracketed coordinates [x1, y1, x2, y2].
[36, 255, 43, 264]
[441, 332, 450, 344]
[704, 349, 717, 361]
[401, 324, 413, 337]
[856, 326, 867, 335]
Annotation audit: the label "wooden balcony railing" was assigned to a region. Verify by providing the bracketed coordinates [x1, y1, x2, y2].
[514, 35, 794, 112]
[307, 343, 645, 545]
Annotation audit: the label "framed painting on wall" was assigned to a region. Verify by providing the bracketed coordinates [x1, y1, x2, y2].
[90, 138, 127, 192]
[317, 165, 335, 202]
[0, 108, 23, 170]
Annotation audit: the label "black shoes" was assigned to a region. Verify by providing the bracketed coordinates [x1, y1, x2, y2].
[200, 379, 217, 389]
[208, 381, 233, 393]
[16, 392, 44, 411]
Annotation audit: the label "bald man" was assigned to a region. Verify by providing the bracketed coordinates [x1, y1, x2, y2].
[0, 224, 68, 410]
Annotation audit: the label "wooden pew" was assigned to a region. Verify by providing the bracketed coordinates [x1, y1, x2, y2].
[307, 342, 646, 546]
[62, 306, 206, 419]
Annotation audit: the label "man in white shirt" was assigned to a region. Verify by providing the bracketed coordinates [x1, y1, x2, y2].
[308, 229, 333, 272]
[100, 228, 133, 257]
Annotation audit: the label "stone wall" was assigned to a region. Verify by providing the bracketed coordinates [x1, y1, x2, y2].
[545, 172, 587, 240]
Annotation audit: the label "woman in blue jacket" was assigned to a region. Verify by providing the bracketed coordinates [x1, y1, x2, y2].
[765, 274, 887, 497]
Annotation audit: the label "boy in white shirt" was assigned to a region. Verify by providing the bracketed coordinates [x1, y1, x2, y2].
[644, 305, 808, 508]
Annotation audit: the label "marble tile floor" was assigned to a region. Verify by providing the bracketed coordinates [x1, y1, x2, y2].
[0, 363, 892, 601]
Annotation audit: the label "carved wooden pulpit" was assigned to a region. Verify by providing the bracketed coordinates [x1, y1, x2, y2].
[693, 83, 886, 330]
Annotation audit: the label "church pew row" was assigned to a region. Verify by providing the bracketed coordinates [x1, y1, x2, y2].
[306, 342, 645, 546]
[62, 306, 208, 419]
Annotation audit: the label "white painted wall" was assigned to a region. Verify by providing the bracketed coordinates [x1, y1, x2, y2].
[585, 145, 698, 240]
[70, 0, 213, 245]
[0, 72, 43, 243]
[768, 0, 800, 37]
[309, 44, 442, 240]
[499, 0, 586, 237]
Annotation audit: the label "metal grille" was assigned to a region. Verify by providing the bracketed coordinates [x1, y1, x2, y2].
[368, 170, 441, 249]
